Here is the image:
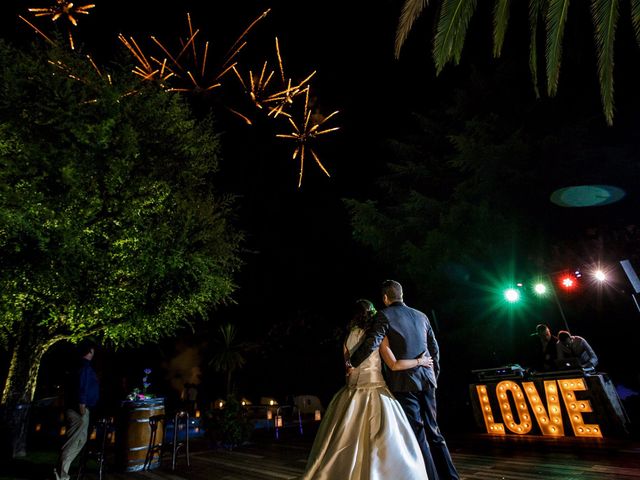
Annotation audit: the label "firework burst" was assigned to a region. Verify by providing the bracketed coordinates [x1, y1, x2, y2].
[25, 0, 95, 49]
[118, 34, 174, 84]
[28, 0, 95, 25]
[276, 87, 339, 187]
[263, 37, 315, 119]
[232, 61, 276, 111]
[119, 10, 270, 94]
[229, 37, 315, 124]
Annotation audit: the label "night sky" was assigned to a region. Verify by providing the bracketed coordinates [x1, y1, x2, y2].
[3, 0, 640, 430]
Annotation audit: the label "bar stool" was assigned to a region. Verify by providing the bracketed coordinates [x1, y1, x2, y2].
[77, 417, 112, 480]
[143, 414, 165, 470]
[170, 410, 190, 470]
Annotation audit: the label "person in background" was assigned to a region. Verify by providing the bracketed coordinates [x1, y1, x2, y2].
[531, 324, 559, 371]
[557, 330, 599, 370]
[182, 382, 198, 416]
[55, 340, 99, 480]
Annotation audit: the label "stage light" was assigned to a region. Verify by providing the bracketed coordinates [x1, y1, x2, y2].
[559, 274, 578, 291]
[533, 283, 547, 295]
[504, 288, 521, 303]
[594, 270, 606, 282]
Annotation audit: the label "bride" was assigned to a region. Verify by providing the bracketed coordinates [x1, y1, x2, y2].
[301, 299, 430, 480]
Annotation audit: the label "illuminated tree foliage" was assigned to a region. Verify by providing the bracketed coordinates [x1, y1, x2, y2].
[0, 40, 241, 456]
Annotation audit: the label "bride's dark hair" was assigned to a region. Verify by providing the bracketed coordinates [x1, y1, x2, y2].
[349, 299, 377, 330]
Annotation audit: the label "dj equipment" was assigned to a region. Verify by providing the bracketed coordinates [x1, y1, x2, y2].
[530, 369, 584, 378]
[471, 364, 526, 381]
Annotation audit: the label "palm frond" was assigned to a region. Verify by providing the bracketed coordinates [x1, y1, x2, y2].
[395, 0, 429, 59]
[493, 0, 511, 58]
[591, 0, 619, 126]
[631, 0, 640, 47]
[529, 0, 544, 98]
[433, 0, 478, 73]
[545, 0, 571, 97]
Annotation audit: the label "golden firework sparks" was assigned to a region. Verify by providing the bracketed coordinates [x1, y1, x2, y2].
[223, 8, 271, 71]
[118, 34, 174, 84]
[264, 69, 316, 119]
[119, 16, 218, 92]
[45, 53, 129, 106]
[47, 56, 111, 86]
[18, 14, 55, 45]
[86, 54, 113, 84]
[232, 61, 276, 110]
[229, 38, 315, 123]
[45, 59, 102, 104]
[119, 10, 270, 94]
[229, 62, 283, 124]
[26, 0, 95, 49]
[276, 88, 339, 187]
[149, 21, 223, 93]
[48, 59, 85, 83]
[263, 38, 315, 118]
[226, 106, 253, 126]
[28, 0, 95, 26]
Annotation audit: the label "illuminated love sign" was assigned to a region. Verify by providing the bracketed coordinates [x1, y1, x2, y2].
[474, 378, 603, 438]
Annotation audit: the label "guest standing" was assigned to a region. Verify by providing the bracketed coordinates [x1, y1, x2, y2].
[55, 340, 99, 480]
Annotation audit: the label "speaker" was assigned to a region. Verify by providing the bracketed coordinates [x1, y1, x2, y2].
[620, 259, 640, 294]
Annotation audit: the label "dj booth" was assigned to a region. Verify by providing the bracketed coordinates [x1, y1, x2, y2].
[469, 365, 630, 438]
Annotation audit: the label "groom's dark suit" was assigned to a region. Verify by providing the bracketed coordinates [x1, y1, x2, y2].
[349, 301, 459, 480]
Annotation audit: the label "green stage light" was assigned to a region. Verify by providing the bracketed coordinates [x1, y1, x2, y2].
[504, 288, 521, 303]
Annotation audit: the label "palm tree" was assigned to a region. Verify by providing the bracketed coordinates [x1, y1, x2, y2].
[208, 324, 248, 397]
[395, 0, 640, 125]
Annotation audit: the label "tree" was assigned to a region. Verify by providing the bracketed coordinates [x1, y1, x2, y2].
[0, 40, 242, 456]
[208, 324, 250, 397]
[395, 0, 640, 125]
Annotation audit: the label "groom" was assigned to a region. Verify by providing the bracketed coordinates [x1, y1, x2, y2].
[349, 280, 459, 480]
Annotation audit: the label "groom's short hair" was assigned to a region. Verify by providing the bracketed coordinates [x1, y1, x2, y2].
[382, 280, 403, 301]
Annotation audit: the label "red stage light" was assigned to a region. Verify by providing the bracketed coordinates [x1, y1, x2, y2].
[559, 274, 577, 290]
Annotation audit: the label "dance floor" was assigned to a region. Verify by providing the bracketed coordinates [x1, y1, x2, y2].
[82, 434, 640, 480]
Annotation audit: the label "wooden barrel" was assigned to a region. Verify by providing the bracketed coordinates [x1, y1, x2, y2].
[117, 397, 165, 472]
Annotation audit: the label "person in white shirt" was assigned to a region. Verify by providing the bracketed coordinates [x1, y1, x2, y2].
[557, 330, 598, 370]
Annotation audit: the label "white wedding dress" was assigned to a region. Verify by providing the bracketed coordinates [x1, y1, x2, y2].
[301, 328, 428, 480]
